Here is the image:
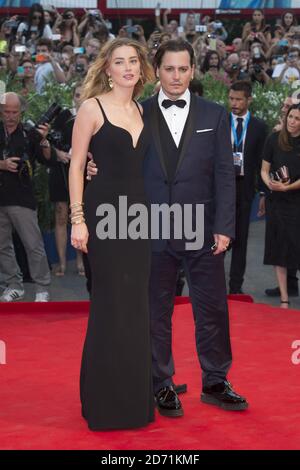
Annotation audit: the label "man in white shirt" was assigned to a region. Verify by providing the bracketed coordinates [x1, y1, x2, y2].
[34, 38, 66, 94]
[272, 47, 300, 84]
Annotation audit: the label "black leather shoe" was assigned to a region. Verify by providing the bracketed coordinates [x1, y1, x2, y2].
[155, 386, 184, 417]
[229, 288, 244, 294]
[265, 286, 299, 297]
[173, 383, 187, 394]
[201, 380, 248, 411]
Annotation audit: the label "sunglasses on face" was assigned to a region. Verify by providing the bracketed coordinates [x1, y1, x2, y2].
[33, 15, 42, 20]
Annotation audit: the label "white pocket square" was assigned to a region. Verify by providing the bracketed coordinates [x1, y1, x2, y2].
[196, 129, 214, 133]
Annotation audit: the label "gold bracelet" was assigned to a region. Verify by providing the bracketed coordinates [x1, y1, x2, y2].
[70, 211, 85, 217]
[70, 214, 85, 221]
[70, 202, 84, 209]
[71, 219, 85, 225]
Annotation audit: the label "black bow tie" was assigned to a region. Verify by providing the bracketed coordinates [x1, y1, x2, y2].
[161, 99, 187, 109]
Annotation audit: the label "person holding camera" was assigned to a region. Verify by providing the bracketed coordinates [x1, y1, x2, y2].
[16, 3, 52, 46]
[66, 54, 89, 82]
[224, 53, 249, 84]
[249, 56, 271, 85]
[0, 92, 56, 302]
[261, 103, 300, 308]
[34, 38, 66, 94]
[52, 9, 80, 48]
[242, 9, 271, 47]
[272, 47, 300, 84]
[16, 59, 36, 95]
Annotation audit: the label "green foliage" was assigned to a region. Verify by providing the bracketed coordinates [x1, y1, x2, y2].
[202, 76, 291, 131]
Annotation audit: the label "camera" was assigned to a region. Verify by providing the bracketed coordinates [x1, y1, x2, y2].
[75, 63, 85, 74]
[23, 103, 63, 144]
[213, 21, 223, 30]
[126, 26, 139, 34]
[3, 20, 19, 29]
[253, 63, 262, 74]
[62, 12, 74, 20]
[253, 46, 261, 60]
[195, 25, 207, 33]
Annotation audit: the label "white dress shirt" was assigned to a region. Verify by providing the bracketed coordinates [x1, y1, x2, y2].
[158, 88, 191, 148]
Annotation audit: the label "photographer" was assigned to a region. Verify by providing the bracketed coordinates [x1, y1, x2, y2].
[66, 54, 89, 82]
[34, 38, 66, 94]
[16, 3, 52, 48]
[48, 83, 85, 277]
[0, 92, 57, 302]
[272, 47, 300, 84]
[224, 53, 249, 84]
[52, 9, 80, 48]
[206, 20, 228, 42]
[249, 57, 271, 85]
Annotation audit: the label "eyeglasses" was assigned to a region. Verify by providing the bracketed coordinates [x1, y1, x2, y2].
[33, 14, 42, 20]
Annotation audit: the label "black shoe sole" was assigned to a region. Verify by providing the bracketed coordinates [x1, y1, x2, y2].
[156, 405, 184, 417]
[201, 393, 248, 411]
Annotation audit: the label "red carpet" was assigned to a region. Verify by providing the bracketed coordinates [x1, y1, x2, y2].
[1, 299, 300, 450]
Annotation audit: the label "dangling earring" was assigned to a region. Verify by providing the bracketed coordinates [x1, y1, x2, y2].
[108, 75, 113, 89]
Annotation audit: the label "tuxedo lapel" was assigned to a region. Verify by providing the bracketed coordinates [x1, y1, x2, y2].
[149, 96, 168, 178]
[174, 93, 197, 177]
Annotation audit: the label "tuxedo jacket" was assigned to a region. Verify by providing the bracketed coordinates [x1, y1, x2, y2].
[142, 94, 235, 252]
[229, 114, 268, 202]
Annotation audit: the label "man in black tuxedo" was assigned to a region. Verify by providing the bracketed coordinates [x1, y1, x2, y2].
[228, 81, 268, 294]
[88, 39, 248, 416]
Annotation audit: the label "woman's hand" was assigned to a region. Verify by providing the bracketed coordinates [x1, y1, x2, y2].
[269, 180, 290, 192]
[71, 222, 89, 253]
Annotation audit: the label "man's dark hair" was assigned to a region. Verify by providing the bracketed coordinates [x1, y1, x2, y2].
[153, 38, 195, 70]
[36, 37, 53, 52]
[230, 80, 252, 98]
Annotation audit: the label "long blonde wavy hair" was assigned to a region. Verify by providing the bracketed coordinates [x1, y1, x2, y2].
[80, 38, 155, 102]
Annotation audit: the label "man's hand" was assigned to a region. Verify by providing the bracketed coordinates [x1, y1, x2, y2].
[36, 123, 50, 140]
[257, 196, 266, 217]
[213, 234, 231, 256]
[56, 149, 71, 164]
[86, 155, 98, 180]
[2, 157, 20, 173]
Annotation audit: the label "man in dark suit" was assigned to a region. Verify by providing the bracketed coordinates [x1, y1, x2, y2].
[88, 39, 248, 416]
[228, 81, 269, 294]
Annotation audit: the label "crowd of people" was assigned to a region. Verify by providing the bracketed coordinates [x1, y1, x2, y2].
[1, 6, 300, 92]
[0, 4, 300, 306]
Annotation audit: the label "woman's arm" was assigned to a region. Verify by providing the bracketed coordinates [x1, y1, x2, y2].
[284, 179, 300, 191]
[261, 159, 272, 190]
[69, 99, 102, 253]
[69, 100, 100, 205]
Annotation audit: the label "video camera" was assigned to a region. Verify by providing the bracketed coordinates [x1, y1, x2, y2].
[23, 103, 63, 144]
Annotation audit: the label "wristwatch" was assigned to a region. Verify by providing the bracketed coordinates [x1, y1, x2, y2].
[40, 139, 50, 148]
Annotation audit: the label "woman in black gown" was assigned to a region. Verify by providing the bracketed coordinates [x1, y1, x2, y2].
[69, 38, 155, 430]
[261, 103, 300, 308]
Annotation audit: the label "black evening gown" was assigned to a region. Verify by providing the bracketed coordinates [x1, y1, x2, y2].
[263, 132, 300, 270]
[80, 98, 154, 430]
